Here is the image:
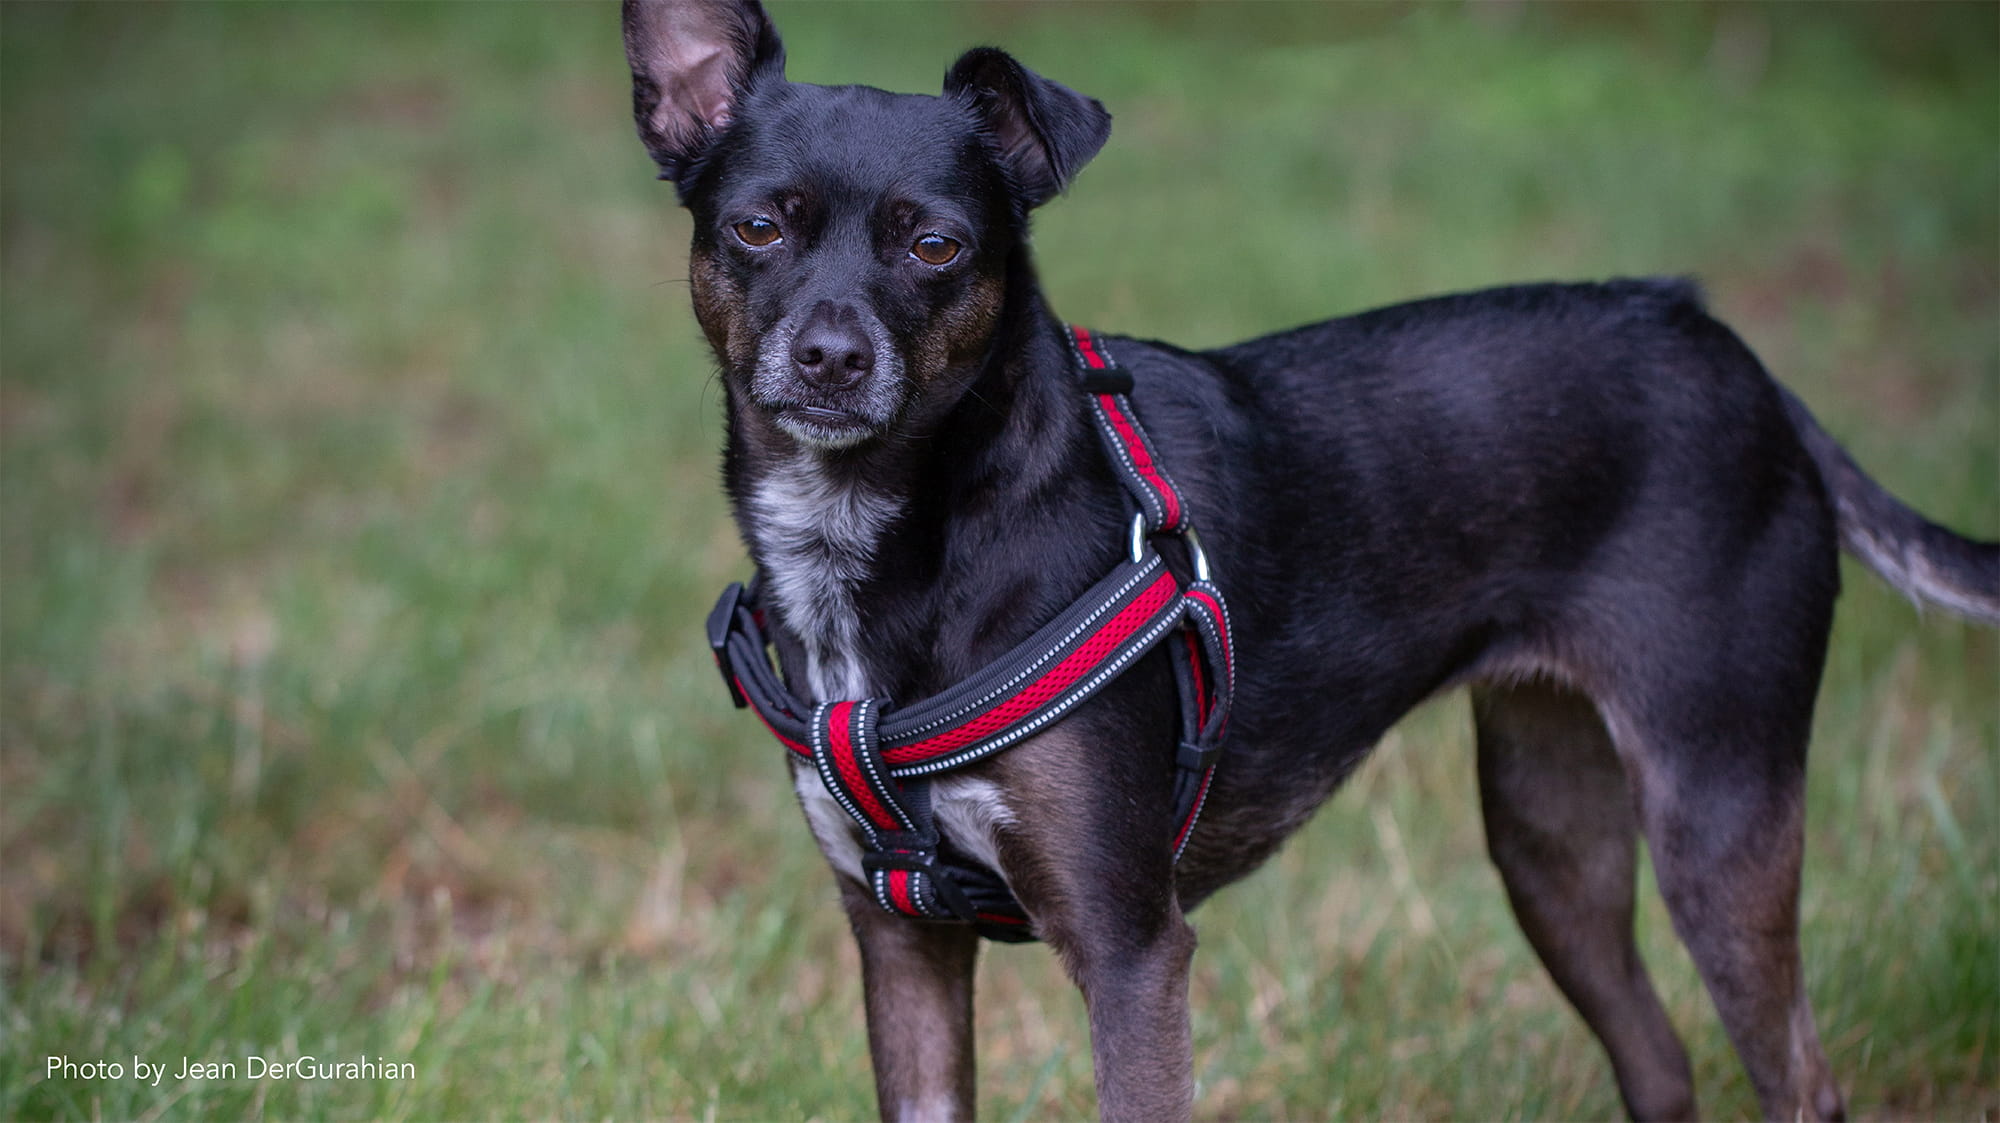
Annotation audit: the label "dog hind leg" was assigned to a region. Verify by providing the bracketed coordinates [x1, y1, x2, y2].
[1611, 689, 1846, 1123]
[1474, 681, 1697, 1121]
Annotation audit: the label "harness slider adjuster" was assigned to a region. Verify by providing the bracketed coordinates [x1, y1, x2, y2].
[860, 848, 941, 876]
[1077, 364, 1134, 395]
[1177, 739, 1223, 772]
[706, 581, 749, 709]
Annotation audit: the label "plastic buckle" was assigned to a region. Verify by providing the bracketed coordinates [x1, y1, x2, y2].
[862, 848, 978, 922]
[706, 581, 749, 709]
[1176, 739, 1223, 772]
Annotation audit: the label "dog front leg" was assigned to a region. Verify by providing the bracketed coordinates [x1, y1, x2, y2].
[1066, 915, 1198, 1123]
[1002, 818, 1197, 1112]
[840, 881, 982, 1123]
[994, 725, 1199, 1122]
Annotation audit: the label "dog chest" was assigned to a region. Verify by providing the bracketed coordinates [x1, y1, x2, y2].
[743, 455, 900, 701]
[792, 766, 1014, 885]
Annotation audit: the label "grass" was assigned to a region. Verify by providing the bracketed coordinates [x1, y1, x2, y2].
[2, 2, 1994, 1119]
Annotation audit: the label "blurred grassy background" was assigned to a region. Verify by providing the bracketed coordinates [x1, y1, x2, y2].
[2, 2, 1994, 1119]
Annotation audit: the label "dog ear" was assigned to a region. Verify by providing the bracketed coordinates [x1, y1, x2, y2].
[623, 0, 785, 181]
[944, 47, 1111, 208]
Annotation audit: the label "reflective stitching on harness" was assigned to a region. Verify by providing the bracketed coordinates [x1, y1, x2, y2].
[810, 707, 864, 836]
[1070, 328, 1182, 530]
[847, 700, 912, 831]
[1090, 399, 1168, 528]
[890, 605, 1187, 778]
[884, 571, 1180, 767]
[827, 700, 901, 831]
[1186, 587, 1233, 681]
[1068, 324, 1112, 370]
[1185, 585, 1234, 717]
[888, 557, 1166, 740]
[1095, 394, 1184, 530]
[1173, 767, 1215, 859]
[812, 702, 883, 844]
[872, 868, 895, 913]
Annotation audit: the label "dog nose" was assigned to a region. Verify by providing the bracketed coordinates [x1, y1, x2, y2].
[791, 312, 874, 389]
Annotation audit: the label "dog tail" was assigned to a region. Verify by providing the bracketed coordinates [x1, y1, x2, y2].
[1781, 387, 2000, 625]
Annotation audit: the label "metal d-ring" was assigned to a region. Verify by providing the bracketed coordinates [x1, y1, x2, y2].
[1128, 512, 1212, 583]
[1182, 526, 1212, 583]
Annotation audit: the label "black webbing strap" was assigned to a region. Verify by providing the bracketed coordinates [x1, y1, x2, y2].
[1171, 578, 1233, 859]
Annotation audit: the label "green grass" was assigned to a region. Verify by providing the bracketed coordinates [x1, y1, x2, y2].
[2, 2, 1994, 1119]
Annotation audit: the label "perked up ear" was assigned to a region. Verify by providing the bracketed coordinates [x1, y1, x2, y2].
[943, 47, 1112, 209]
[622, 0, 785, 181]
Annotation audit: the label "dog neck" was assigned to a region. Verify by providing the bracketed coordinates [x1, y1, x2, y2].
[740, 453, 900, 700]
[725, 287, 1090, 704]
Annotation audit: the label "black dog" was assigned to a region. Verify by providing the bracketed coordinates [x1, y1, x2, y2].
[621, 2, 1999, 1119]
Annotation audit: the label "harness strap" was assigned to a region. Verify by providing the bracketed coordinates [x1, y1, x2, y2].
[800, 700, 1035, 938]
[1171, 577, 1233, 859]
[809, 700, 908, 838]
[714, 552, 1186, 778]
[706, 324, 1235, 943]
[1069, 326, 1189, 535]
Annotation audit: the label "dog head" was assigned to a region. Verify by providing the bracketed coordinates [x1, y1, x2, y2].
[622, 0, 1111, 452]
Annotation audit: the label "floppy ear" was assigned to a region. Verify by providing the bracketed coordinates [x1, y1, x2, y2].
[622, 0, 785, 181]
[943, 47, 1112, 208]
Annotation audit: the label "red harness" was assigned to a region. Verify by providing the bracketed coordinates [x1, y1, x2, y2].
[707, 326, 1234, 941]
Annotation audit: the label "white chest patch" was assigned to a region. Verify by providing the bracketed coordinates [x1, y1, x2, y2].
[752, 455, 1015, 897]
[929, 774, 1015, 877]
[794, 765, 868, 881]
[745, 456, 900, 701]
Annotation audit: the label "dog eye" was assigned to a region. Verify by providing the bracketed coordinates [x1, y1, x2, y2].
[911, 234, 961, 266]
[733, 217, 782, 247]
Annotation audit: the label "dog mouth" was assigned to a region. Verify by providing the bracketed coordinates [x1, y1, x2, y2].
[771, 403, 882, 449]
